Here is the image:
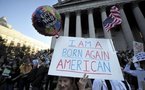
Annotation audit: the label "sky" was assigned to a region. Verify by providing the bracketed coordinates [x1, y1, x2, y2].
[0, 0, 58, 46]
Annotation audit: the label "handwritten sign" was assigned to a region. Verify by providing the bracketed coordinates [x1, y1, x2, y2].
[133, 41, 144, 55]
[133, 52, 145, 63]
[48, 36, 123, 80]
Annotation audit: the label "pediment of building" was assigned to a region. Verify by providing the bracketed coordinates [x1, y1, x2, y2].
[54, 0, 91, 7]
[53, 0, 139, 14]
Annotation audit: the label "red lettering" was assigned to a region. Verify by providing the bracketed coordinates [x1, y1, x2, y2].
[83, 60, 89, 72]
[95, 41, 103, 49]
[103, 52, 110, 60]
[64, 59, 71, 69]
[85, 50, 91, 58]
[56, 59, 63, 69]
[96, 51, 102, 60]
[78, 41, 84, 47]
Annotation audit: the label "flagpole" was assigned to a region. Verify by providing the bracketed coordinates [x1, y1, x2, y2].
[50, 36, 57, 49]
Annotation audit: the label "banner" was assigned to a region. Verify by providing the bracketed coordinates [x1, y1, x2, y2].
[48, 36, 123, 80]
[133, 41, 144, 55]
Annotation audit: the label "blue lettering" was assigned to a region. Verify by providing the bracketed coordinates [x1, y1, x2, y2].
[77, 60, 82, 70]
[103, 62, 111, 72]
[68, 40, 75, 47]
[97, 61, 104, 71]
[62, 48, 82, 58]
[71, 60, 76, 70]
[97, 61, 111, 72]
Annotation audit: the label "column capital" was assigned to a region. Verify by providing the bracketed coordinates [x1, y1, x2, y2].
[118, 3, 125, 9]
[131, 2, 139, 8]
[132, 1, 140, 5]
[87, 8, 93, 11]
[64, 12, 70, 16]
[100, 6, 106, 12]
[75, 10, 81, 14]
[87, 8, 93, 13]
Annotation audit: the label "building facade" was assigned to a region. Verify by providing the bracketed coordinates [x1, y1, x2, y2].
[0, 17, 50, 53]
[53, 0, 145, 51]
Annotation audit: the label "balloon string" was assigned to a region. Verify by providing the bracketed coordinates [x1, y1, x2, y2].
[55, 28, 62, 38]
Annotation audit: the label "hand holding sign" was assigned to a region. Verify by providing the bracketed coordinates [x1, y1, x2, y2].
[78, 73, 89, 90]
[128, 58, 132, 65]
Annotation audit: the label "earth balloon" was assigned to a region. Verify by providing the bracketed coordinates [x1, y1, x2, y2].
[32, 5, 61, 36]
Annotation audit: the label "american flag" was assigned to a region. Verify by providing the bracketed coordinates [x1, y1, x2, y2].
[103, 6, 122, 31]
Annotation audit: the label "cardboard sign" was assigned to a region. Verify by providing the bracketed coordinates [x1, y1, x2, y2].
[133, 52, 145, 63]
[48, 36, 123, 80]
[133, 41, 144, 55]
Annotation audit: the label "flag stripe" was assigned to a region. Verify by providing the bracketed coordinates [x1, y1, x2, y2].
[103, 6, 122, 31]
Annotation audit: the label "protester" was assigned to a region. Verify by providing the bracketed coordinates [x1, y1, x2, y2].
[92, 79, 131, 90]
[18, 57, 32, 90]
[0, 60, 20, 90]
[92, 66, 131, 90]
[45, 49, 58, 90]
[31, 56, 48, 90]
[123, 59, 145, 90]
[55, 74, 91, 90]
[0, 45, 140, 90]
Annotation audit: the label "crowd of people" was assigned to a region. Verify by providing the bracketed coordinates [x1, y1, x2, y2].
[0, 49, 54, 90]
[0, 48, 145, 90]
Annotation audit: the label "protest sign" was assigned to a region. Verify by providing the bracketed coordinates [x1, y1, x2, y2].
[133, 52, 145, 63]
[133, 41, 144, 55]
[48, 36, 123, 80]
[2, 68, 11, 76]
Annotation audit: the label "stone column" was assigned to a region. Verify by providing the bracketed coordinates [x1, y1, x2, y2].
[76, 11, 82, 37]
[88, 9, 96, 38]
[100, 7, 112, 39]
[119, 4, 134, 49]
[64, 13, 70, 36]
[132, 2, 145, 40]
